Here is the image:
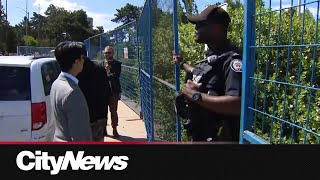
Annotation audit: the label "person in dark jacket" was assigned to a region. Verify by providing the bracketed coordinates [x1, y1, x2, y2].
[100, 46, 122, 138]
[77, 56, 111, 141]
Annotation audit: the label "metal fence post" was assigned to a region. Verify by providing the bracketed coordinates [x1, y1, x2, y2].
[136, 21, 143, 120]
[100, 34, 102, 58]
[148, 0, 154, 142]
[88, 38, 91, 59]
[240, 0, 256, 144]
[116, 31, 119, 60]
[173, 0, 181, 142]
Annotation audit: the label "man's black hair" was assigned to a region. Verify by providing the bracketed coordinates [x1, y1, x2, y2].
[54, 41, 87, 72]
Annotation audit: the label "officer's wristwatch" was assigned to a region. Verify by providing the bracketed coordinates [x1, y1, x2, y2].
[192, 91, 202, 102]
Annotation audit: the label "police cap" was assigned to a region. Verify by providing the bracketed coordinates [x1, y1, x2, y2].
[187, 5, 231, 27]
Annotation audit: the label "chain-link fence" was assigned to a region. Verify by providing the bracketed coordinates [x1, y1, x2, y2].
[139, 0, 154, 141]
[84, 21, 141, 117]
[16, 46, 55, 56]
[137, 0, 182, 142]
[149, 0, 180, 141]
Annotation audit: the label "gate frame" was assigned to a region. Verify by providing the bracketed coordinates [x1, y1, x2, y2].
[240, 0, 272, 144]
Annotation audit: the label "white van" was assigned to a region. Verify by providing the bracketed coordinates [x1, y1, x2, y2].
[0, 56, 61, 141]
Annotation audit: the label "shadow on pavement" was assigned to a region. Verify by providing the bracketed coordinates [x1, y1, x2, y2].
[106, 135, 147, 142]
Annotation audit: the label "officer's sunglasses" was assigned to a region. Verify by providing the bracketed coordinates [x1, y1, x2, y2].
[105, 52, 112, 54]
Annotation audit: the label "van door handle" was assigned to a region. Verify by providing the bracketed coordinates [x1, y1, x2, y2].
[20, 129, 29, 132]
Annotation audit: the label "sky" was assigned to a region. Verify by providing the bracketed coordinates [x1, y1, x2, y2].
[3, 0, 215, 31]
[3, 0, 319, 32]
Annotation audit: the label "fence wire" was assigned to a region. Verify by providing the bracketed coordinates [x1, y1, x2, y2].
[139, 0, 154, 141]
[84, 0, 320, 144]
[84, 21, 141, 125]
[16, 46, 55, 56]
[150, 0, 180, 142]
[241, 0, 320, 144]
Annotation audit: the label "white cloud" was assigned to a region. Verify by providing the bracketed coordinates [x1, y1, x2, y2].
[86, 11, 118, 32]
[33, 0, 86, 13]
[33, 0, 117, 32]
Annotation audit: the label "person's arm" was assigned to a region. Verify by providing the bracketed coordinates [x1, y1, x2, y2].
[63, 91, 92, 141]
[182, 80, 241, 116]
[196, 94, 241, 116]
[173, 52, 195, 73]
[180, 62, 195, 73]
[182, 59, 242, 116]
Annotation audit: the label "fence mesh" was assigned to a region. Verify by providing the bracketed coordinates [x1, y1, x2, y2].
[83, 0, 320, 144]
[16, 46, 55, 56]
[84, 21, 141, 122]
[150, 0, 179, 141]
[139, 0, 154, 141]
[241, 0, 320, 144]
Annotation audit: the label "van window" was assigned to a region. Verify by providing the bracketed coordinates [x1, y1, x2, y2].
[0, 67, 31, 101]
[41, 61, 61, 96]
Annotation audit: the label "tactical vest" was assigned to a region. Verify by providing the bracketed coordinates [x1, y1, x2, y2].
[187, 51, 241, 141]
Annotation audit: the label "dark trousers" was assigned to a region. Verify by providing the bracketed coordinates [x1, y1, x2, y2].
[108, 92, 119, 128]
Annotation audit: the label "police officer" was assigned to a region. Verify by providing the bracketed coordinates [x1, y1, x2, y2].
[173, 5, 242, 143]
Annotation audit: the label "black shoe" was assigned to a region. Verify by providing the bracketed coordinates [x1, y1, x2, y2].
[113, 129, 119, 138]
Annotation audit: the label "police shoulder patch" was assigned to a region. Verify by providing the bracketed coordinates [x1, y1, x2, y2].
[230, 59, 242, 72]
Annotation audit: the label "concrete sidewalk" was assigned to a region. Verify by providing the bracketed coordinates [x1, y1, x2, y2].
[104, 100, 147, 142]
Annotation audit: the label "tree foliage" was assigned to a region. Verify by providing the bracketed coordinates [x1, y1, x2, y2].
[1, 4, 103, 53]
[181, 0, 198, 15]
[111, 3, 142, 25]
[0, 4, 17, 53]
[23, 35, 38, 46]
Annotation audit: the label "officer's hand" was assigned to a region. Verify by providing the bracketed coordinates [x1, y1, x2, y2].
[172, 51, 184, 64]
[182, 80, 202, 100]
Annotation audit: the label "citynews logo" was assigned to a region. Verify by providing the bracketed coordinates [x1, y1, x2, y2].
[16, 151, 129, 175]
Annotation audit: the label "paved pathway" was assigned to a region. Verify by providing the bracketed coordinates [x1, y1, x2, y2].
[104, 101, 147, 142]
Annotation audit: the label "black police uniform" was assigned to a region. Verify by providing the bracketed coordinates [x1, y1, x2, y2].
[187, 40, 242, 142]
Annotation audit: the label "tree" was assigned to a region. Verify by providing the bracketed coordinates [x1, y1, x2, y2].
[28, 4, 94, 46]
[178, 0, 188, 24]
[0, 4, 17, 53]
[94, 26, 104, 34]
[181, 0, 198, 15]
[225, 0, 242, 10]
[214, 0, 242, 9]
[111, 3, 142, 25]
[0, 3, 99, 53]
[23, 35, 38, 46]
[67, 9, 94, 42]
[30, 12, 46, 41]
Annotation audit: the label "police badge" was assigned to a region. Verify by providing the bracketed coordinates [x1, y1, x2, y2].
[230, 59, 242, 73]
